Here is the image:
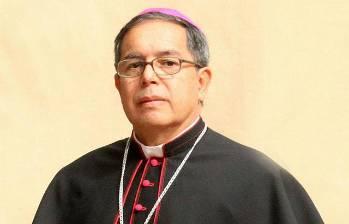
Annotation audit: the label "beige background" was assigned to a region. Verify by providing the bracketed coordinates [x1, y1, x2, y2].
[1, 0, 348, 223]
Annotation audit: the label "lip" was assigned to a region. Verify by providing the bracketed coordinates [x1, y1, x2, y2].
[138, 96, 167, 105]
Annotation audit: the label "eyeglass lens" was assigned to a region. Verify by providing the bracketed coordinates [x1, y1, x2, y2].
[118, 57, 181, 77]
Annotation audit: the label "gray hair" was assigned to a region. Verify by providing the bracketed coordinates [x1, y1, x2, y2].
[114, 12, 209, 67]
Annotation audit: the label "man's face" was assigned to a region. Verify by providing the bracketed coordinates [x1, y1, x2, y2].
[115, 20, 210, 133]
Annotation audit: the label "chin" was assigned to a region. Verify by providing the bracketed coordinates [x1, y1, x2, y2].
[134, 113, 174, 128]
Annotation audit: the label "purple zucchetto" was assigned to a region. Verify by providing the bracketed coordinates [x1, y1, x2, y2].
[138, 8, 201, 31]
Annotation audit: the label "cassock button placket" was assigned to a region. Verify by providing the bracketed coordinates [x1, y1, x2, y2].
[142, 179, 155, 187]
[134, 204, 147, 212]
[150, 158, 161, 167]
[118, 125, 208, 224]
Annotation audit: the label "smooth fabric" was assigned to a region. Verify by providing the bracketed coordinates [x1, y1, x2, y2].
[33, 119, 323, 224]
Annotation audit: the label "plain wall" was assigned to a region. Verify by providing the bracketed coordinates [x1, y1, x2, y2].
[1, 0, 348, 223]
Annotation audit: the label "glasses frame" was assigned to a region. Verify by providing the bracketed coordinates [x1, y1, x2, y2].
[115, 56, 203, 78]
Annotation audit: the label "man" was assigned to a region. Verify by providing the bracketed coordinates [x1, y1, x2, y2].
[33, 8, 323, 224]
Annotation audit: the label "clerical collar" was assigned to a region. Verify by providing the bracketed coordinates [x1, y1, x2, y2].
[132, 116, 204, 158]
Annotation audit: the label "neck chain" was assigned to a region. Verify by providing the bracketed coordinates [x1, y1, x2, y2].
[118, 125, 207, 224]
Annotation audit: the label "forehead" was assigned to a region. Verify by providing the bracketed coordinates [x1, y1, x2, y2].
[120, 20, 191, 59]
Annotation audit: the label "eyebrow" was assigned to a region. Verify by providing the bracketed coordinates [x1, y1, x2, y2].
[121, 52, 144, 60]
[121, 50, 182, 61]
[155, 50, 181, 57]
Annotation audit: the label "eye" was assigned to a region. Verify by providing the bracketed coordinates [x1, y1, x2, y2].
[127, 61, 143, 70]
[157, 58, 180, 67]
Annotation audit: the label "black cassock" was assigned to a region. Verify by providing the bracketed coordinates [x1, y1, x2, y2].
[33, 119, 323, 224]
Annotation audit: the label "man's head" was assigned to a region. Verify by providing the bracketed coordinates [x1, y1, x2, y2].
[113, 8, 212, 141]
[114, 9, 210, 68]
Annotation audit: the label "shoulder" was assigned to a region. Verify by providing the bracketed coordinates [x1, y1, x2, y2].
[200, 129, 323, 223]
[55, 138, 128, 179]
[201, 128, 307, 192]
[202, 128, 285, 178]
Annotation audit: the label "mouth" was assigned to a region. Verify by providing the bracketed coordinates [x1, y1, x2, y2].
[138, 96, 167, 105]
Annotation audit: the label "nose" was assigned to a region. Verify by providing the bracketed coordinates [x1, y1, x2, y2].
[141, 63, 158, 86]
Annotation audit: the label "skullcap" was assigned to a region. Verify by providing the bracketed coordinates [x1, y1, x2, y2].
[138, 8, 201, 31]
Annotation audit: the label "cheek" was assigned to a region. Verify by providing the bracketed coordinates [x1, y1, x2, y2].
[169, 79, 199, 107]
[119, 86, 136, 108]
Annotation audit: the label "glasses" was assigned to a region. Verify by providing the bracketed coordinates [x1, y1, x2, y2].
[116, 57, 203, 78]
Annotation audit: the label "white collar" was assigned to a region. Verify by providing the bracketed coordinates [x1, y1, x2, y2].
[133, 116, 201, 159]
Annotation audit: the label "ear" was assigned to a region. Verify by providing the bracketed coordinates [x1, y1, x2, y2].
[114, 63, 121, 91]
[114, 73, 121, 91]
[197, 67, 212, 102]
